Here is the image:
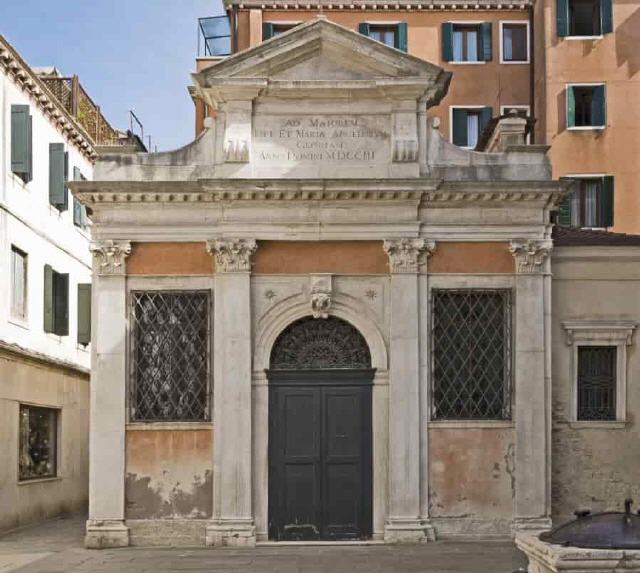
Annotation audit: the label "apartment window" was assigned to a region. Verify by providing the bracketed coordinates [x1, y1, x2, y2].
[558, 176, 614, 228]
[19, 405, 58, 481]
[11, 246, 28, 321]
[577, 346, 616, 421]
[557, 0, 613, 37]
[451, 107, 493, 148]
[358, 22, 408, 52]
[130, 291, 210, 422]
[49, 143, 69, 211]
[262, 22, 300, 40]
[431, 290, 512, 421]
[43, 265, 69, 336]
[72, 167, 88, 228]
[567, 84, 606, 129]
[442, 22, 492, 62]
[11, 105, 33, 183]
[501, 22, 529, 62]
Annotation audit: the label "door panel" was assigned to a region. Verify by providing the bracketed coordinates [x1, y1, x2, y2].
[269, 375, 372, 541]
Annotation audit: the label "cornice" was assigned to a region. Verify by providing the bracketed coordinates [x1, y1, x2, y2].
[70, 179, 565, 207]
[228, 0, 531, 11]
[0, 35, 97, 162]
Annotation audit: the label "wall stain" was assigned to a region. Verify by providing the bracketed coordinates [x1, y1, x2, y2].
[504, 443, 516, 499]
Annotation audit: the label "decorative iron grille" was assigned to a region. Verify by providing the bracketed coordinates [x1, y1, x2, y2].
[130, 291, 210, 421]
[270, 316, 371, 370]
[431, 289, 512, 420]
[577, 346, 616, 421]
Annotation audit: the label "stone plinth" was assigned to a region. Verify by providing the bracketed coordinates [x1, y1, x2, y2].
[516, 534, 640, 573]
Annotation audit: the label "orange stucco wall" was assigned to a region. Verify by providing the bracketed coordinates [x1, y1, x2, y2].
[428, 242, 514, 273]
[538, 0, 640, 233]
[127, 242, 214, 275]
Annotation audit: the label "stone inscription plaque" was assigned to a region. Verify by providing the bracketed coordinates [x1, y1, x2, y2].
[253, 115, 391, 165]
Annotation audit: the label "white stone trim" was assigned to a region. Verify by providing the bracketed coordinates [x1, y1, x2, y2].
[563, 319, 637, 424]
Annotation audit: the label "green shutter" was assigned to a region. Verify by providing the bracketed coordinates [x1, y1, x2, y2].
[452, 109, 468, 146]
[54, 272, 69, 336]
[481, 22, 492, 61]
[11, 104, 31, 179]
[557, 0, 569, 37]
[262, 22, 274, 40]
[44, 265, 54, 333]
[358, 22, 370, 37]
[601, 176, 614, 227]
[396, 22, 408, 52]
[26, 115, 33, 182]
[557, 177, 573, 226]
[480, 106, 493, 134]
[49, 143, 66, 209]
[567, 86, 576, 128]
[77, 283, 91, 345]
[442, 23, 454, 61]
[601, 0, 613, 34]
[591, 84, 606, 127]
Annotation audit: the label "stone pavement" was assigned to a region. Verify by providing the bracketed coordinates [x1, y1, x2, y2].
[0, 515, 527, 573]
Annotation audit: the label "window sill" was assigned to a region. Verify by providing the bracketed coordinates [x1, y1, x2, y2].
[8, 317, 29, 330]
[568, 420, 628, 429]
[18, 476, 62, 485]
[428, 420, 514, 429]
[500, 59, 530, 64]
[564, 35, 604, 40]
[126, 422, 213, 431]
[567, 126, 606, 131]
[447, 60, 487, 65]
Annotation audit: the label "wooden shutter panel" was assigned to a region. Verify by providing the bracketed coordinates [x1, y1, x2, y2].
[601, 0, 613, 34]
[54, 272, 69, 336]
[557, 177, 573, 226]
[262, 22, 274, 40]
[481, 22, 492, 61]
[567, 86, 576, 128]
[452, 109, 468, 146]
[358, 22, 371, 37]
[480, 107, 493, 134]
[49, 143, 66, 209]
[396, 22, 408, 52]
[591, 85, 606, 127]
[556, 0, 569, 37]
[26, 115, 33, 182]
[11, 105, 30, 177]
[442, 23, 454, 61]
[44, 265, 54, 333]
[601, 176, 614, 228]
[77, 283, 92, 345]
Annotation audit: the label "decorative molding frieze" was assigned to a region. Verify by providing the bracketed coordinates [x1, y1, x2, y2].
[224, 139, 249, 163]
[562, 320, 637, 347]
[393, 139, 418, 163]
[207, 238, 257, 272]
[383, 238, 436, 273]
[509, 239, 553, 274]
[309, 274, 332, 319]
[90, 240, 131, 275]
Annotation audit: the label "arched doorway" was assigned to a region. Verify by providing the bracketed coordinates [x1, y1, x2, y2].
[267, 316, 374, 541]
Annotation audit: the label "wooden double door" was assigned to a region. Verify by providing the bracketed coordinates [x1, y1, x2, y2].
[268, 370, 373, 541]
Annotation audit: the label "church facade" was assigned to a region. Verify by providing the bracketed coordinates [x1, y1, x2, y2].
[74, 19, 640, 548]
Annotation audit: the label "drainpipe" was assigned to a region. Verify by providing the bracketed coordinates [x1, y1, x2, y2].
[528, 2, 535, 144]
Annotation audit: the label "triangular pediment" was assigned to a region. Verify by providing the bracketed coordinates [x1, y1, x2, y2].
[195, 17, 447, 85]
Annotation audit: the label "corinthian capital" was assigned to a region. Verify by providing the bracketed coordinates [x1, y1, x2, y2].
[207, 238, 257, 273]
[383, 238, 436, 274]
[91, 240, 131, 275]
[509, 239, 553, 274]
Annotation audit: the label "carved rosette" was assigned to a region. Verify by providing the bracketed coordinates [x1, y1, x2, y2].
[509, 239, 553, 274]
[91, 240, 131, 275]
[383, 238, 436, 273]
[207, 238, 257, 272]
[309, 274, 332, 319]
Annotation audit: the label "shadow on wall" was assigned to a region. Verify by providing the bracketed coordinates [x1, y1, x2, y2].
[556, 89, 566, 136]
[616, 7, 640, 78]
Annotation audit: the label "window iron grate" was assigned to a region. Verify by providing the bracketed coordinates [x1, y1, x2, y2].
[577, 346, 616, 421]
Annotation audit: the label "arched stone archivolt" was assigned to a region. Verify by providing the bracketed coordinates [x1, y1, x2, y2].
[253, 291, 388, 373]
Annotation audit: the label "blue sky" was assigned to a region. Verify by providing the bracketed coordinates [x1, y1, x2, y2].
[3, 0, 225, 151]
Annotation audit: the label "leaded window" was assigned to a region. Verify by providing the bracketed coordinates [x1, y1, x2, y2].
[19, 405, 58, 480]
[431, 289, 512, 420]
[130, 291, 210, 422]
[577, 346, 616, 421]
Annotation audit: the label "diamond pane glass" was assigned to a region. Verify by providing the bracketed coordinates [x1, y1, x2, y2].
[131, 291, 210, 421]
[431, 290, 512, 420]
[577, 346, 616, 421]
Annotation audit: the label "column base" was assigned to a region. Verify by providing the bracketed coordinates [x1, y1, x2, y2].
[511, 516, 553, 536]
[85, 519, 130, 549]
[384, 518, 436, 544]
[206, 519, 256, 547]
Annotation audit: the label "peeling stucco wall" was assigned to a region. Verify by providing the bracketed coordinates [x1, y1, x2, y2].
[125, 429, 213, 519]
